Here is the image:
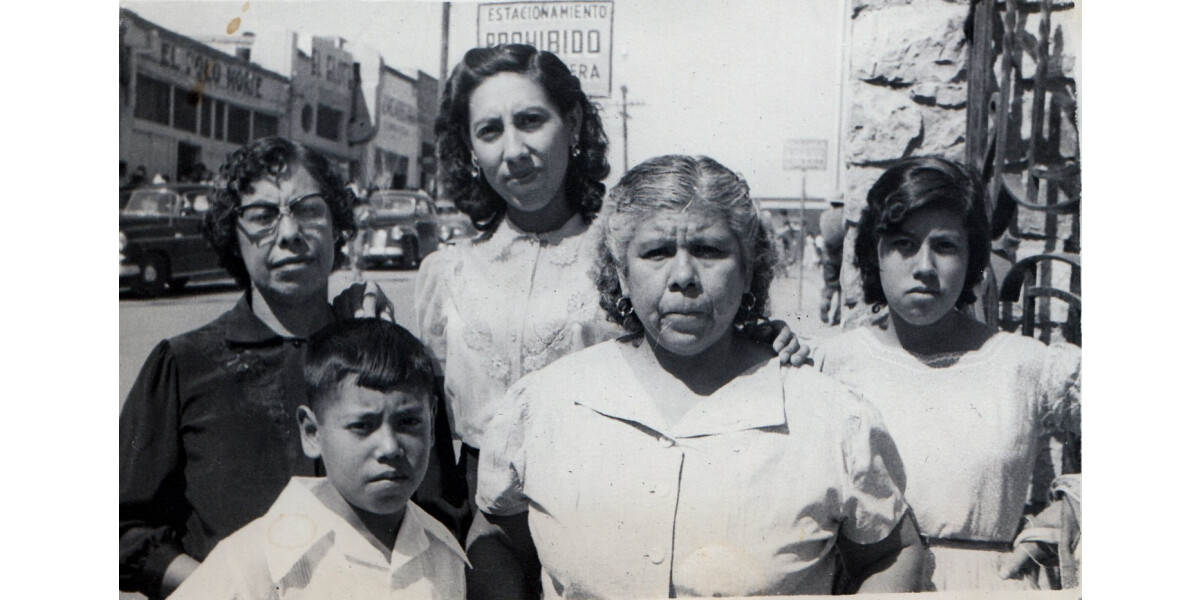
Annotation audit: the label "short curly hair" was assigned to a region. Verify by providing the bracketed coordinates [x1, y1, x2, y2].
[594, 155, 778, 336]
[854, 156, 991, 309]
[203, 137, 357, 289]
[435, 44, 610, 233]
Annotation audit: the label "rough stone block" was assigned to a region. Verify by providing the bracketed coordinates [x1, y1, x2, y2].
[851, 0, 969, 86]
[846, 84, 923, 164]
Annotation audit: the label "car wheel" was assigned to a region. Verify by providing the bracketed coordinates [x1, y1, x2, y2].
[135, 255, 169, 297]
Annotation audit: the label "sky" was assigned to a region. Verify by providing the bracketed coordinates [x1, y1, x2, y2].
[121, 0, 846, 199]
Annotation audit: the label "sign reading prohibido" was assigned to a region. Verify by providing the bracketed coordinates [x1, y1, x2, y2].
[478, 1, 615, 98]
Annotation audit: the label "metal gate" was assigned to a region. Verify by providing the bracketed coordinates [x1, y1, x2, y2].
[966, 0, 1081, 345]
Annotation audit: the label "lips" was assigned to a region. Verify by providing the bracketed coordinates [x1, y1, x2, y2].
[505, 165, 538, 185]
[907, 287, 941, 296]
[269, 255, 312, 269]
[368, 471, 409, 484]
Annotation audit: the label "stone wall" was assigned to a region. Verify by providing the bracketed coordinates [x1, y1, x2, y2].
[839, 0, 973, 325]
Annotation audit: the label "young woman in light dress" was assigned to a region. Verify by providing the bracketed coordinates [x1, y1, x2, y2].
[812, 156, 1081, 591]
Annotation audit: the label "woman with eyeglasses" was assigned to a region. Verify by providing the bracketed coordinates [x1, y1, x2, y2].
[119, 137, 435, 599]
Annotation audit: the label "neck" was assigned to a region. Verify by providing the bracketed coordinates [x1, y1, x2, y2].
[507, 191, 576, 234]
[250, 286, 332, 338]
[642, 329, 752, 395]
[883, 309, 972, 356]
[313, 481, 405, 560]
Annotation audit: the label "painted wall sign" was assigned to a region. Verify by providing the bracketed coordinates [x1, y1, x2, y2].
[478, 1, 614, 97]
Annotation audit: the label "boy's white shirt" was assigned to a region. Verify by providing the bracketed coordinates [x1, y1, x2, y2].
[168, 477, 467, 600]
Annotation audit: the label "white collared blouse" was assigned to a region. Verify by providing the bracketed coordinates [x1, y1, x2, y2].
[415, 214, 621, 449]
[169, 478, 468, 600]
[476, 340, 909, 598]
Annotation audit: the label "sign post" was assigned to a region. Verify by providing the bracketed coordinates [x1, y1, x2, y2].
[477, 1, 615, 98]
[782, 139, 828, 311]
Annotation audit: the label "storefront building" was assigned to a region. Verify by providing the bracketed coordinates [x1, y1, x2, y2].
[364, 65, 422, 190]
[288, 36, 373, 181]
[119, 9, 290, 183]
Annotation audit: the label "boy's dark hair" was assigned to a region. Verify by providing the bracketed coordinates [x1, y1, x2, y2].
[303, 319, 437, 416]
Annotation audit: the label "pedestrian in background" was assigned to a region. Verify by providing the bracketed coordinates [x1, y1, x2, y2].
[818, 198, 845, 325]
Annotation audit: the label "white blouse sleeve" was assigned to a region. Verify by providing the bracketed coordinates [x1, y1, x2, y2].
[414, 248, 456, 376]
[475, 381, 534, 516]
[836, 390, 910, 545]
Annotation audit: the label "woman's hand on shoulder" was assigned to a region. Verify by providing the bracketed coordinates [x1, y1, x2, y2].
[332, 281, 395, 322]
[746, 319, 812, 367]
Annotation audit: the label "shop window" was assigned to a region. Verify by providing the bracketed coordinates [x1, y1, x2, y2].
[214, 100, 226, 141]
[228, 105, 250, 144]
[253, 112, 278, 140]
[173, 87, 199, 132]
[316, 104, 341, 141]
[301, 104, 314, 133]
[134, 74, 171, 125]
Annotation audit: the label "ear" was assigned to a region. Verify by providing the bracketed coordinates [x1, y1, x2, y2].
[615, 267, 629, 299]
[297, 405, 323, 460]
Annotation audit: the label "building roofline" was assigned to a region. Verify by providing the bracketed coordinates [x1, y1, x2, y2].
[120, 8, 290, 83]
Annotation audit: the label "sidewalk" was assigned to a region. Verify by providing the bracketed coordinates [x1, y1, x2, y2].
[769, 262, 842, 341]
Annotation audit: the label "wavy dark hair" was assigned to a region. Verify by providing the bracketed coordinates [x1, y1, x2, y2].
[594, 155, 778, 337]
[203, 137, 357, 289]
[435, 44, 610, 233]
[854, 156, 990, 309]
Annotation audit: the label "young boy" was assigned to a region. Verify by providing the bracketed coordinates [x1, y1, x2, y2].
[169, 319, 468, 599]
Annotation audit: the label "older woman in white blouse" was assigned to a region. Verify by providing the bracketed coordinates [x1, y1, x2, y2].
[468, 155, 923, 599]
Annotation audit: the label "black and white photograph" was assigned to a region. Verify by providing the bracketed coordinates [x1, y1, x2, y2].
[109, 0, 1103, 598]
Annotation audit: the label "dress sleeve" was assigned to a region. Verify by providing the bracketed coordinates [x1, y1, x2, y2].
[837, 390, 910, 545]
[414, 248, 455, 376]
[474, 381, 533, 517]
[120, 340, 189, 597]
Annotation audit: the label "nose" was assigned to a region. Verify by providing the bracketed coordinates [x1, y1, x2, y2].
[274, 212, 306, 247]
[374, 426, 404, 461]
[913, 243, 936, 279]
[501, 129, 529, 163]
[667, 252, 700, 292]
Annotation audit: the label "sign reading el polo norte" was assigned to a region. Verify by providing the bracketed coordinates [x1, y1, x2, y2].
[478, 1, 614, 98]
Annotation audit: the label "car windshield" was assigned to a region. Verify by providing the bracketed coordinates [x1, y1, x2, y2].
[123, 191, 178, 216]
[371, 194, 418, 216]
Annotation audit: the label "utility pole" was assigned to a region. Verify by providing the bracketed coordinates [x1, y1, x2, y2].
[616, 85, 643, 174]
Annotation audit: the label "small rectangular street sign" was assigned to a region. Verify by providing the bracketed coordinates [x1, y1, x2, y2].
[783, 138, 828, 171]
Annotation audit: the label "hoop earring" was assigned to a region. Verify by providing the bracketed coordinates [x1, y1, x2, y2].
[469, 154, 481, 179]
[740, 292, 757, 312]
[616, 296, 634, 320]
[570, 141, 581, 158]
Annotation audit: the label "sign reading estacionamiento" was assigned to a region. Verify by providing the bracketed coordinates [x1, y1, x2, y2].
[478, 1, 614, 98]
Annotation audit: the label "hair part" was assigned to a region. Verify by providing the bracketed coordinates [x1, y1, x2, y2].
[435, 44, 610, 234]
[203, 136, 357, 289]
[853, 156, 991, 309]
[303, 319, 438, 417]
[593, 154, 778, 336]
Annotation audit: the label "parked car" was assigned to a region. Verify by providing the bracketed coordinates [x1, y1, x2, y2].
[120, 184, 227, 295]
[434, 198, 476, 245]
[359, 189, 440, 269]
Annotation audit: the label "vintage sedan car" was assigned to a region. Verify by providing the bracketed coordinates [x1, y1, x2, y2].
[120, 184, 227, 295]
[359, 189, 440, 269]
[434, 198, 476, 245]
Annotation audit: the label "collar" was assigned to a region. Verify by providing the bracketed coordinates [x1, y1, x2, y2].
[263, 478, 468, 585]
[476, 212, 589, 257]
[221, 292, 324, 347]
[576, 342, 788, 438]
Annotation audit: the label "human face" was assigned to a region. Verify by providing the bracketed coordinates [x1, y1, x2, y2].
[235, 166, 335, 301]
[877, 207, 970, 327]
[467, 72, 579, 216]
[622, 209, 749, 357]
[301, 380, 433, 515]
